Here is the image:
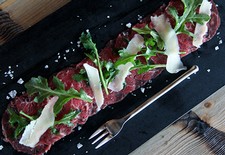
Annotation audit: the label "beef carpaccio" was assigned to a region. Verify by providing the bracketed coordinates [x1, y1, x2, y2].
[1, 0, 220, 154]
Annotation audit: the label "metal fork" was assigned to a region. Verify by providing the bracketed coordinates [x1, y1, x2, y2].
[89, 65, 199, 149]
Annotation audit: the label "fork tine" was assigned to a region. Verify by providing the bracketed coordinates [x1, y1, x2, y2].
[89, 125, 105, 140]
[95, 135, 113, 149]
[92, 130, 109, 145]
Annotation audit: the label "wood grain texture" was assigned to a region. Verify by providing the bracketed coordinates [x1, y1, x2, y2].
[0, 0, 70, 44]
[130, 85, 225, 155]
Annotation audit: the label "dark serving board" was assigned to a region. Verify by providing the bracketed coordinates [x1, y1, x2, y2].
[0, 0, 224, 154]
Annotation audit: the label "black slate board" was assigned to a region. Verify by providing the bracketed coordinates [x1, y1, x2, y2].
[0, 0, 224, 155]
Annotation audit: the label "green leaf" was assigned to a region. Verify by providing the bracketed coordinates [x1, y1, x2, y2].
[80, 32, 109, 95]
[52, 76, 65, 90]
[114, 55, 136, 68]
[25, 76, 92, 115]
[19, 111, 36, 121]
[131, 64, 166, 74]
[187, 13, 210, 25]
[132, 25, 152, 35]
[72, 69, 88, 82]
[54, 110, 80, 126]
[168, 7, 179, 25]
[8, 109, 29, 138]
[168, 0, 210, 36]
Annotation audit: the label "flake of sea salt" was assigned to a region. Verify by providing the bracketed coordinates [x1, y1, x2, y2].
[8, 90, 17, 98]
[219, 40, 223, 45]
[107, 15, 110, 19]
[65, 49, 70, 53]
[6, 96, 10, 100]
[140, 87, 145, 93]
[44, 65, 49, 69]
[215, 46, 219, 51]
[77, 143, 83, 149]
[17, 78, 24, 84]
[78, 126, 82, 131]
[207, 69, 211, 73]
[126, 23, 132, 28]
[0, 145, 3, 150]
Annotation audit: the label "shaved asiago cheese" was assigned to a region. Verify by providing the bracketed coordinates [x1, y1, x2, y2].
[151, 14, 186, 73]
[83, 63, 104, 111]
[124, 34, 144, 55]
[108, 62, 134, 92]
[193, 0, 212, 48]
[19, 96, 58, 148]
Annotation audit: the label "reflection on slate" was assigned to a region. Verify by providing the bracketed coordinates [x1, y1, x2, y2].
[177, 111, 225, 155]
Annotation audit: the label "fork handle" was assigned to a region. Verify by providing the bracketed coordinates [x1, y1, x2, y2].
[122, 65, 199, 122]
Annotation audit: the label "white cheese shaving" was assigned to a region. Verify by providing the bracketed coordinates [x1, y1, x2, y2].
[193, 0, 212, 48]
[19, 96, 58, 148]
[83, 63, 104, 111]
[108, 62, 134, 92]
[151, 14, 186, 73]
[124, 34, 144, 55]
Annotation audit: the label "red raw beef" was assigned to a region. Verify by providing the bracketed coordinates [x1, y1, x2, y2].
[1, 0, 220, 154]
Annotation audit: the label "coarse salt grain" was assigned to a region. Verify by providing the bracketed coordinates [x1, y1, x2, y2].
[77, 41, 81, 47]
[107, 15, 110, 19]
[6, 96, 10, 100]
[8, 90, 17, 98]
[77, 143, 83, 149]
[0, 145, 3, 150]
[140, 87, 145, 93]
[17, 78, 24, 84]
[207, 69, 211, 72]
[78, 126, 82, 131]
[187, 77, 191, 80]
[44, 65, 49, 69]
[215, 46, 219, 51]
[65, 49, 70, 53]
[126, 23, 132, 28]
[219, 40, 223, 44]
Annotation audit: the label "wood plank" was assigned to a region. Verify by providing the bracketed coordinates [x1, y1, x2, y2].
[0, 0, 70, 44]
[130, 85, 225, 155]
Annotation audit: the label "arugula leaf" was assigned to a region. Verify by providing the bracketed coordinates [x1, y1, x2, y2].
[25, 76, 92, 115]
[54, 110, 80, 127]
[168, 0, 211, 34]
[131, 64, 166, 74]
[132, 25, 164, 50]
[132, 25, 152, 35]
[8, 109, 29, 138]
[101, 61, 118, 86]
[80, 32, 109, 95]
[19, 111, 36, 121]
[72, 69, 88, 82]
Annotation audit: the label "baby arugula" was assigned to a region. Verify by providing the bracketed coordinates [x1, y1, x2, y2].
[8, 109, 30, 138]
[8, 108, 81, 138]
[76, 31, 166, 90]
[168, 0, 211, 36]
[79, 32, 109, 95]
[25, 76, 92, 115]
